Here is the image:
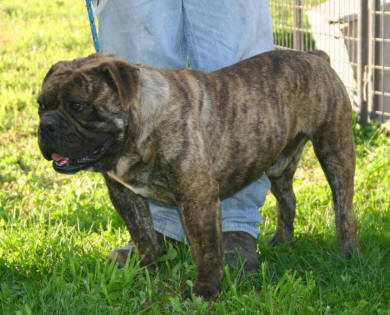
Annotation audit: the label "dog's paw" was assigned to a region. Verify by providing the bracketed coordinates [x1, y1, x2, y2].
[193, 280, 220, 301]
[107, 245, 133, 268]
[339, 239, 360, 258]
[269, 231, 293, 247]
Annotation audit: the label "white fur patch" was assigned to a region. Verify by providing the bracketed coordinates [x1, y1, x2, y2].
[113, 118, 125, 129]
[107, 171, 154, 199]
[138, 68, 170, 119]
[115, 156, 130, 177]
[111, 156, 154, 199]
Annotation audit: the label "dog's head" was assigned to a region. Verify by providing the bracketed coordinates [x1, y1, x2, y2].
[37, 54, 140, 174]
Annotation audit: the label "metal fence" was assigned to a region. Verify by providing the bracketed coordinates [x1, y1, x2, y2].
[269, 0, 390, 124]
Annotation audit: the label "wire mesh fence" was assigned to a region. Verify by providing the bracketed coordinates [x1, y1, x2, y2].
[269, 0, 390, 123]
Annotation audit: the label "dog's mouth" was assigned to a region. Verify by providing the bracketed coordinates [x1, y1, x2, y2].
[51, 142, 110, 174]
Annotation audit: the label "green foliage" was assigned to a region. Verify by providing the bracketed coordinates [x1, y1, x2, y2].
[0, 1, 389, 314]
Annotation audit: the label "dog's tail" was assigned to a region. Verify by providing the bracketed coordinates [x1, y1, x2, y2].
[308, 50, 331, 64]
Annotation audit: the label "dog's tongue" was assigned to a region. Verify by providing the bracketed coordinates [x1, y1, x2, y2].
[51, 153, 69, 166]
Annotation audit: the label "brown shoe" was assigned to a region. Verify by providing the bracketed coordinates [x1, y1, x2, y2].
[156, 232, 182, 248]
[223, 231, 259, 273]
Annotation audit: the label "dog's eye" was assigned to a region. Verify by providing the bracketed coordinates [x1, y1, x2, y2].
[37, 100, 46, 111]
[70, 103, 86, 112]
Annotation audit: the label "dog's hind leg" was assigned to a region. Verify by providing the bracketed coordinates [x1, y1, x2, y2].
[267, 137, 306, 246]
[312, 120, 359, 257]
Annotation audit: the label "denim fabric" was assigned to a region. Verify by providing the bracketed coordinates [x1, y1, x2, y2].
[149, 176, 270, 241]
[95, 0, 274, 240]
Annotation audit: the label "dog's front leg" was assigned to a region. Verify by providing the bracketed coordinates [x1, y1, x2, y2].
[178, 169, 223, 300]
[104, 174, 163, 266]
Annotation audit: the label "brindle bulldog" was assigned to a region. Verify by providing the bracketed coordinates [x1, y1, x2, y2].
[37, 50, 359, 300]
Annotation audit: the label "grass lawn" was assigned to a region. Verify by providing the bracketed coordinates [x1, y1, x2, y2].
[0, 1, 389, 314]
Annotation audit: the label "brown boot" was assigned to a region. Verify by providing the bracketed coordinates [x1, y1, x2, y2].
[156, 232, 182, 248]
[223, 231, 259, 273]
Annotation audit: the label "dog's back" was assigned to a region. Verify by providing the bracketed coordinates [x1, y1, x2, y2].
[190, 49, 352, 196]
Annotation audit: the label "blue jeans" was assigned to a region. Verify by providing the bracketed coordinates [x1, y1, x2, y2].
[95, 0, 273, 241]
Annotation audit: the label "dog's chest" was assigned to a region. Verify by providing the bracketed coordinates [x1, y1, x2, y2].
[109, 156, 176, 205]
[107, 171, 155, 199]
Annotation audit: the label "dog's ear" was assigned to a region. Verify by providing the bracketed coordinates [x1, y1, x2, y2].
[96, 60, 140, 111]
[42, 61, 72, 85]
[43, 54, 100, 86]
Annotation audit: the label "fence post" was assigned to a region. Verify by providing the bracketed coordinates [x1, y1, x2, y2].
[293, 0, 303, 50]
[368, 0, 381, 122]
[358, 0, 369, 125]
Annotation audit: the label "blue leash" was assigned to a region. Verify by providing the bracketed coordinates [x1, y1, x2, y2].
[85, 0, 101, 52]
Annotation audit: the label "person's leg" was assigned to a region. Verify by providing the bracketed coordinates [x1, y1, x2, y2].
[96, 0, 188, 243]
[183, 0, 274, 235]
[183, 0, 274, 71]
[95, 0, 186, 69]
[183, 0, 274, 271]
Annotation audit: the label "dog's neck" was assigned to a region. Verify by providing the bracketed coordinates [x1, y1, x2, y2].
[110, 67, 171, 179]
[134, 67, 171, 146]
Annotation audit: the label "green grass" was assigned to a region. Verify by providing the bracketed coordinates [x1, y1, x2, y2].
[1, 1, 389, 314]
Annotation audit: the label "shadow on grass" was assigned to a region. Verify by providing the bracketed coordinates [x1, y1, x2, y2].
[1, 207, 389, 313]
